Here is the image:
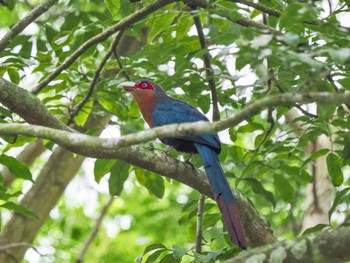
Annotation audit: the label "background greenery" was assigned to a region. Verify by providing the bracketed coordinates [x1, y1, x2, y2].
[0, 0, 350, 262]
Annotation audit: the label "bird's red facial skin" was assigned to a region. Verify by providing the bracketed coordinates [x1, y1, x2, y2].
[123, 81, 154, 92]
[135, 81, 154, 90]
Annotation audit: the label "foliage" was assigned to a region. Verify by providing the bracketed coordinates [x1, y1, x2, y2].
[0, 0, 350, 262]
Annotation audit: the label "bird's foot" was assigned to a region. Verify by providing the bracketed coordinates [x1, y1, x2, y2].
[162, 146, 174, 158]
[185, 153, 195, 170]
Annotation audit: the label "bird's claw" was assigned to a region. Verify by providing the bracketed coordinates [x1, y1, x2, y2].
[162, 146, 174, 158]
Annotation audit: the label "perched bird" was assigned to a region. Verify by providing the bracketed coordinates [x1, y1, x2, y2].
[124, 80, 247, 249]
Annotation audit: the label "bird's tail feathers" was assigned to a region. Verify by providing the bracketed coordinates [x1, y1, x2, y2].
[194, 143, 247, 249]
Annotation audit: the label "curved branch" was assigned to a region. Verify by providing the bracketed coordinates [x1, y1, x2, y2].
[0, 92, 350, 152]
[0, 78, 72, 131]
[0, 0, 59, 52]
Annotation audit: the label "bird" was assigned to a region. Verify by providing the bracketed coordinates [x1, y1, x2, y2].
[123, 80, 247, 249]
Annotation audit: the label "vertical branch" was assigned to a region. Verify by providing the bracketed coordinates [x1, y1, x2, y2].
[195, 194, 205, 253]
[76, 196, 116, 263]
[191, 7, 220, 122]
[191, 5, 220, 252]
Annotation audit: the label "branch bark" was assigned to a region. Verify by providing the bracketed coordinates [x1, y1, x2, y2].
[1, 89, 350, 153]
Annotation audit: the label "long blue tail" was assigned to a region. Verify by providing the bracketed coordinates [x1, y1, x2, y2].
[195, 143, 247, 249]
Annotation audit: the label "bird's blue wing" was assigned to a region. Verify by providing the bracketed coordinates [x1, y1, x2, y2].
[151, 98, 221, 152]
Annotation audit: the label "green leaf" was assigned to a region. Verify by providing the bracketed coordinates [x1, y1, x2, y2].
[7, 68, 20, 84]
[104, 0, 120, 17]
[0, 154, 32, 181]
[143, 243, 167, 254]
[74, 99, 93, 127]
[273, 174, 295, 202]
[0, 106, 12, 119]
[326, 153, 343, 186]
[197, 96, 210, 114]
[159, 253, 182, 263]
[145, 249, 167, 263]
[237, 122, 265, 133]
[301, 223, 328, 236]
[172, 245, 187, 258]
[94, 159, 115, 183]
[135, 169, 165, 198]
[329, 48, 350, 64]
[244, 178, 276, 207]
[147, 12, 178, 43]
[302, 148, 329, 167]
[229, 129, 237, 142]
[279, 3, 301, 29]
[328, 187, 350, 221]
[108, 160, 130, 196]
[317, 104, 336, 120]
[1, 201, 39, 219]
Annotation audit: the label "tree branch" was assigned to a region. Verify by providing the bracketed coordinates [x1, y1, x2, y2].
[76, 196, 115, 263]
[225, 226, 350, 263]
[227, 0, 281, 17]
[212, 5, 281, 35]
[0, 0, 59, 52]
[0, 78, 72, 131]
[0, 92, 349, 152]
[191, 7, 220, 121]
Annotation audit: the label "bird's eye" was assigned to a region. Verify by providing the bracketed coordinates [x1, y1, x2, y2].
[141, 83, 148, 88]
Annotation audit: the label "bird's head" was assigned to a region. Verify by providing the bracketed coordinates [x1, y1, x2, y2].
[123, 80, 166, 95]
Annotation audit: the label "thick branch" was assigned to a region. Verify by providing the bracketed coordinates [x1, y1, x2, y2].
[0, 0, 58, 52]
[226, 226, 350, 263]
[0, 92, 349, 152]
[0, 78, 72, 131]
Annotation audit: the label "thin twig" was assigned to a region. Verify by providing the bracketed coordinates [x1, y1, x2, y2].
[76, 195, 116, 263]
[227, 0, 281, 17]
[191, 6, 220, 122]
[0, 0, 58, 52]
[326, 73, 350, 110]
[112, 39, 131, 82]
[67, 31, 124, 125]
[254, 108, 274, 152]
[195, 194, 206, 253]
[273, 81, 318, 118]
